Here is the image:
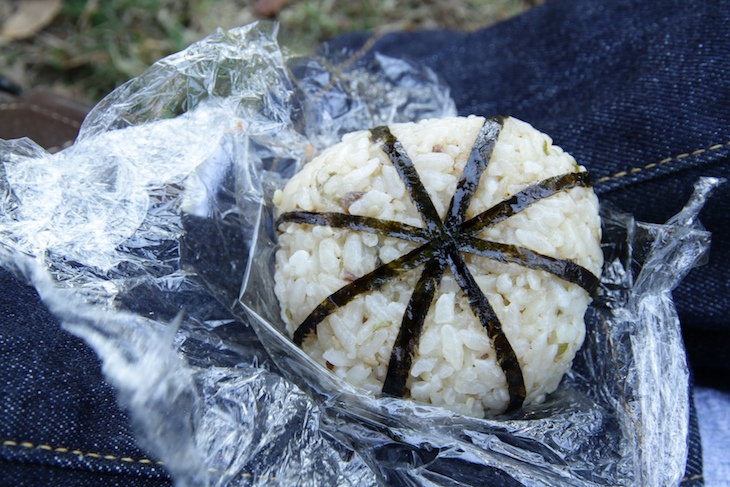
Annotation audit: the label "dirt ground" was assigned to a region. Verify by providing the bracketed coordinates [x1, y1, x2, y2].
[0, 0, 542, 103]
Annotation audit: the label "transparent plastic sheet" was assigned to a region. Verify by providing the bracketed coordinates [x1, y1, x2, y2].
[0, 22, 720, 486]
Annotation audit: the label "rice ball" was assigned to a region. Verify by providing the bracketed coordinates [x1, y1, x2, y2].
[273, 116, 602, 417]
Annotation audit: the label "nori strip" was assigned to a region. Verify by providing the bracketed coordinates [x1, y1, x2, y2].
[370, 126, 443, 232]
[278, 211, 430, 243]
[445, 244, 526, 412]
[445, 117, 503, 227]
[280, 117, 598, 413]
[382, 258, 446, 398]
[457, 238, 600, 294]
[459, 172, 592, 236]
[292, 242, 437, 346]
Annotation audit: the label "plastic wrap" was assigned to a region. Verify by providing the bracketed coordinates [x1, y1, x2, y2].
[0, 23, 721, 486]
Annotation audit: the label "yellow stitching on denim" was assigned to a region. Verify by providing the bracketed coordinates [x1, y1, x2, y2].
[1, 439, 273, 478]
[2, 439, 163, 466]
[596, 140, 730, 184]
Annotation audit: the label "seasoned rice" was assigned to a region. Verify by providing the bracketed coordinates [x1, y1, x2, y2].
[274, 116, 602, 417]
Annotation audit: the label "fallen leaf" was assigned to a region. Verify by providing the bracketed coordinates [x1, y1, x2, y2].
[254, 0, 288, 18]
[0, 0, 63, 40]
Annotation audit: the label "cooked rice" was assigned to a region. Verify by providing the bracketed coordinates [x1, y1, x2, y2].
[273, 116, 602, 417]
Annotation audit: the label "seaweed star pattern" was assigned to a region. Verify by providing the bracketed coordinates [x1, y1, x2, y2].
[278, 118, 599, 412]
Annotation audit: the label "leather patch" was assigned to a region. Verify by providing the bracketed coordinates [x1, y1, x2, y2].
[0, 90, 92, 152]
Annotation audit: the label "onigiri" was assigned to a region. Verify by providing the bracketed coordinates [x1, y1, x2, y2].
[273, 116, 603, 418]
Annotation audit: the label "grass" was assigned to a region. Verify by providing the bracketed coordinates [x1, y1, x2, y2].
[0, 0, 542, 102]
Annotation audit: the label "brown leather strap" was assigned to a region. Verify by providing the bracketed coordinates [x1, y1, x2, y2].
[0, 90, 92, 152]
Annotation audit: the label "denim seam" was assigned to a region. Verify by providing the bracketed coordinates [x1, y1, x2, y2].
[2, 439, 163, 467]
[595, 140, 730, 185]
[2, 438, 701, 483]
[2, 439, 273, 479]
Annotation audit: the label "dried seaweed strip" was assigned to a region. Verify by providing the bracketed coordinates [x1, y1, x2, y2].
[445, 117, 502, 228]
[382, 259, 446, 398]
[293, 241, 437, 346]
[370, 126, 443, 231]
[278, 211, 430, 243]
[460, 172, 592, 236]
[458, 238, 600, 294]
[445, 245, 526, 412]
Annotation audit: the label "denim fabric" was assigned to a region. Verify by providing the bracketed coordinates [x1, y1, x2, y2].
[2, 0, 728, 485]
[695, 387, 730, 485]
[0, 268, 171, 486]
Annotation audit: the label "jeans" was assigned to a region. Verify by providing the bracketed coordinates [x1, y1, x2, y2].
[1, 0, 727, 484]
[0, 269, 171, 485]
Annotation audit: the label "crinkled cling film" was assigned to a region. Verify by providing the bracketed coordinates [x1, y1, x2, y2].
[0, 23, 721, 486]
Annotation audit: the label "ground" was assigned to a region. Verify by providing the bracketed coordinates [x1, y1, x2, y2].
[0, 0, 542, 103]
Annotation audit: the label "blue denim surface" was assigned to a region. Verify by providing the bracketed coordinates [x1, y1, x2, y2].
[1, 0, 727, 484]
[0, 269, 171, 486]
